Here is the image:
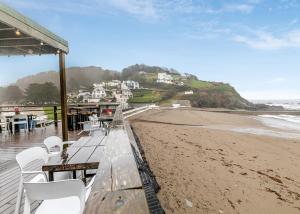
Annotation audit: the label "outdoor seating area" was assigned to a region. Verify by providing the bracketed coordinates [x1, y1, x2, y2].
[0, 112, 50, 136]
[0, 107, 156, 214]
[14, 131, 103, 214]
[0, 2, 157, 214]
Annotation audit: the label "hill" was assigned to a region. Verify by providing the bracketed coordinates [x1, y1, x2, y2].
[6, 64, 272, 110]
[16, 66, 119, 91]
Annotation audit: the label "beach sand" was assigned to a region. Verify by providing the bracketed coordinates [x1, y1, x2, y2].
[130, 108, 300, 214]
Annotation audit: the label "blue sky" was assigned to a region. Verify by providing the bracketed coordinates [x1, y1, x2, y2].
[0, 0, 300, 100]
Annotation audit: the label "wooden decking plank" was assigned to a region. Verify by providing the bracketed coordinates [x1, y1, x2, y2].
[88, 146, 105, 163]
[84, 189, 149, 214]
[111, 153, 142, 191]
[84, 134, 105, 146]
[68, 146, 97, 164]
[70, 136, 91, 147]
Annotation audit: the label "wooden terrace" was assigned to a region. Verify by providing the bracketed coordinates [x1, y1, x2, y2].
[0, 107, 163, 213]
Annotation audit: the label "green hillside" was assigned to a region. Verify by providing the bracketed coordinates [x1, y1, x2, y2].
[123, 65, 255, 109]
[3, 63, 268, 109]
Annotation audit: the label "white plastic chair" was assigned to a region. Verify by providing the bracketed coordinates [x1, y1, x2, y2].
[78, 116, 101, 136]
[23, 179, 93, 214]
[12, 114, 28, 134]
[15, 147, 72, 214]
[43, 136, 75, 157]
[15, 147, 49, 214]
[43, 136, 63, 157]
[33, 115, 48, 129]
[0, 117, 9, 136]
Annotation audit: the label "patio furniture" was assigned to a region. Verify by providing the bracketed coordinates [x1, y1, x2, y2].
[0, 116, 9, 136]
[15, 147, 71, 214]
[31, 115, 48, 130]
[15, 147, 49, 214]
[23, 177, 95, 214]
[43, 136, 75, 157]
[42, 132, 106, 182]
[77, 115, 101, 136]
[12, 114, 28, 134]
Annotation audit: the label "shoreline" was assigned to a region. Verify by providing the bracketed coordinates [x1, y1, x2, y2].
[130, 108, 300, 214]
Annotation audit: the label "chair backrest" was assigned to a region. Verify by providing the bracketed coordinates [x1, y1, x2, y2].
[88, 116, 95, 122]
[16, 147, 48, 171]
[24, 179, 86, 214]
[43, 136, 63, 154]
[92, 114, 98, 120]
[13, 114, 28, 124]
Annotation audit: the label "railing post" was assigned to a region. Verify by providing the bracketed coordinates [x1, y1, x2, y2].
[54, 106, 58, 127]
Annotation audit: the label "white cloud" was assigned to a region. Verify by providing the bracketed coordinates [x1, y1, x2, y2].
[289, 18, 298, 26]
[219, 4, 254, 14]
[267, 77, 287, 84]
[108, 0, 157, 18]
[233, 29, 300, 50]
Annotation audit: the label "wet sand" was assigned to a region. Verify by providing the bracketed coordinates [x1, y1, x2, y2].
[130, 109, 300, 214]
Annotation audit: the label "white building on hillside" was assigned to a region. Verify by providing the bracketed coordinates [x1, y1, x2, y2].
[121, 82, 133, 98]
[92, 84, 106, 99]
[87, 84, 106, 103]
[106, 80, 121, 87]
[112, 87, 132, 110]
[123, 80, 140, 89]
[77, 91, 91, 102]
[157, 73, 173, 84]
[184, 90, 193, 95]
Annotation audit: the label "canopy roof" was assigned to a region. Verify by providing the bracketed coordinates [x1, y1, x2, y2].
[0, 2, 68, 56]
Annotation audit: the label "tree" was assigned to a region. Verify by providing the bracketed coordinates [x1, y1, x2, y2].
[0, 85, 24, 104]
[25, 82, 60, 104]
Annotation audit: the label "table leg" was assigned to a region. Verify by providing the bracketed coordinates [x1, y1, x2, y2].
[83, 170, 87, 185]
[73, 171, 76, 179]
[48, 171, 54, 181]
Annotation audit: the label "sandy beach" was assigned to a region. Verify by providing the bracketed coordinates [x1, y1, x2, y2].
[130, 108, 300, 214]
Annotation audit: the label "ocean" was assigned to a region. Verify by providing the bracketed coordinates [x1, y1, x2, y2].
[251, 99, 300, 133]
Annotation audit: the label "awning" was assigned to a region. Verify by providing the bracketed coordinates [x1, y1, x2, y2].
[0, 2, 68, 56]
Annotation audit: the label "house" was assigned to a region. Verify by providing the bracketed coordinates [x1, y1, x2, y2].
[112, 88, 132, 110]
[157, 73, 173, 84]
[86, 84, 106, 103]
[121, 82, 133, 98]
[106, 80, 121, 88]
[77, 91, 91, 103]
[123, 80, 140, 89]
[184, 90, 193, 95]
[91, 84, 106, 99]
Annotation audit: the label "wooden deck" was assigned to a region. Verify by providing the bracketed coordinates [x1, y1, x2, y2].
[0, 123, 83, 214]
[0, 108, 153, 214]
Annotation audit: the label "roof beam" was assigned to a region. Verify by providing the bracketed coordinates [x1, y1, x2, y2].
[0, 36, 33, 41]
[0, 27, 13, 31]
[0, 3, 68, 53]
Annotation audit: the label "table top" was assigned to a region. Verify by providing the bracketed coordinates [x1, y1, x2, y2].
[42, 132, 106, 172]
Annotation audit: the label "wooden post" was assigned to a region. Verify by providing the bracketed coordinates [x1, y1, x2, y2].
[59, 52, 68, 141]
[54, 106, 58, 127]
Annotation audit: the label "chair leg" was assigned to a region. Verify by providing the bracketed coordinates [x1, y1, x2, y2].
[14, 177, 24, 214]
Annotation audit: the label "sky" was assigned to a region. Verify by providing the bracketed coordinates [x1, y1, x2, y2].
[0, 0, 300, 100]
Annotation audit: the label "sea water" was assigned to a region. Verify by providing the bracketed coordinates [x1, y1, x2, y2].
[252, 99, 300, 110]
[257, 115, 300, 132]
[251, 99, 300, 132]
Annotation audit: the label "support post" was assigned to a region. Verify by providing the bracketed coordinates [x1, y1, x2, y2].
[54, 106, 58, 127]
[59, 52, 68, 141]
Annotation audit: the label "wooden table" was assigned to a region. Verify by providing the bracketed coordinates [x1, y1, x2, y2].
[42, 132, 106, 181]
